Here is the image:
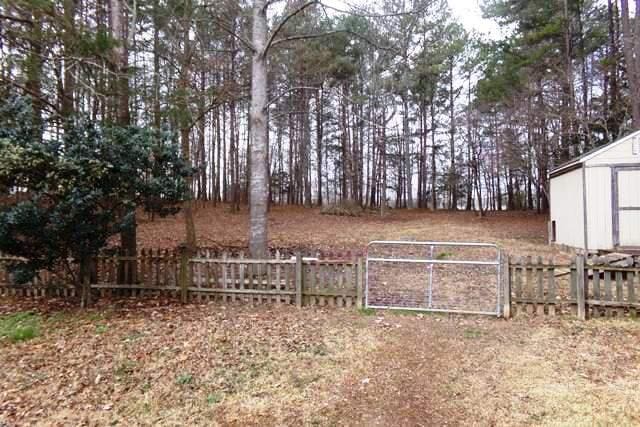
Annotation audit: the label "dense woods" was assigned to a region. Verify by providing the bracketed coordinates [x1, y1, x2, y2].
[1, 0, 639, 245]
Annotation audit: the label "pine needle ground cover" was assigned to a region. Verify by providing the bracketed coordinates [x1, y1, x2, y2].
[134, 205, 561, 259]
[1, 301, 639, 426]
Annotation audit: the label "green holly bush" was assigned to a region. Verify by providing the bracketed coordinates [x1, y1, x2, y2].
[0, 95, 192, 284]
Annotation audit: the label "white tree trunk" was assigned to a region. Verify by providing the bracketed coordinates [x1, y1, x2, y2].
[621, 0, 640, 128]
[249, 0, 269, 258]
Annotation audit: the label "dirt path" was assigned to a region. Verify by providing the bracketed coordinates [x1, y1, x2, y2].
[327, 314, 504, 426]
[326, 313, 640, 426]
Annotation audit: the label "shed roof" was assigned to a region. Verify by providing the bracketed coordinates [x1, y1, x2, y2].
[549, 129, 640, 178]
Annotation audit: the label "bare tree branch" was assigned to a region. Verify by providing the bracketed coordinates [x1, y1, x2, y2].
[2, 80, 62, 116]
[208, 15, 256, 53]
[320, 2, 429, 18]
[263, 0, 319, 57]
[187, 98, 224, 129]
[271, 30, 341, 47]
[271, 29, 397, 52]
[0, 13, 33, 25]
[268, 86, 320, 106]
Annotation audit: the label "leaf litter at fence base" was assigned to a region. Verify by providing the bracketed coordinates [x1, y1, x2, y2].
[1, 300, 639, 426]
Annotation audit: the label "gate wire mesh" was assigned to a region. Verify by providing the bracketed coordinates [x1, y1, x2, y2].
[366, 241, 502, 316]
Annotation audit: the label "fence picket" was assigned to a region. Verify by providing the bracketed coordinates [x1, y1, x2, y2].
[222, 252, 229, 302]
[536, 257, 544, 315]
[593, 267, 601, 300]
[2, 248, 639, 318]
[239, 251, 246, 293]
[615, 271, 624, 317]
[630, 271, 638, 318]
[547, 258, 556, 316]
[230, 259, 237, 303]
[514, 257, 523, 301]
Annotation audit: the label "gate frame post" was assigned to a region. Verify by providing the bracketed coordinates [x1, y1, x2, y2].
[356, 257, 364, 309]
[502, 253, 511, 319]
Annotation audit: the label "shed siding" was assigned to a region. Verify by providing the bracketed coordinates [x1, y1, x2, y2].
[550, 168, 585, 249]
[585, 166, 612, 250]
[586, 135, 640, 166]
[617, 168, 640, 247]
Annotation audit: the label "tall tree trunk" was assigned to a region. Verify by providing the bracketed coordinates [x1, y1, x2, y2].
[152, 0, 161, 129]
[606, 0, 621, 139]
[248, 0, 269, 258]
[494, 116, 501, 211]
[448, 58, 457, 210]
[430, 99, 437, 210]
[222, 106, 228, 202]
[229, 97, 239, 211]
[340, 84, 355, 203]
[402, 95, 412, 208]
[228, 27, 240, 211]
[302, 91, 312, 207]
[381, 111, 388, 215]
[465, 74, 473, 211]
[198, 71, 207, 201]
[216, 107, 222, 203]
[110, 0, 136, 263]
[25, 7, 43, 140]
[620, 0, 640, 128]
[561, 0, 577, 157]
[61, 0, 76, 119]
[179, 9, 197, 251]
[316, 86, 324, 206]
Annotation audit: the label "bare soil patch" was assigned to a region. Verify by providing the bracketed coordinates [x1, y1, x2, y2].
[1, 300, 639, 426]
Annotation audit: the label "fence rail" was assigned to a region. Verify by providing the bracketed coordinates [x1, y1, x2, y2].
[0, 249, 637, 319]
[509, 255, 639, 318]
[0, 250, 364, 308]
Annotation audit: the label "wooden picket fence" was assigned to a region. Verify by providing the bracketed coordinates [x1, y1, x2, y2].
[1, 249, 638, 319]
[0, 249, 364, 308]
[508, 255, 639, 318]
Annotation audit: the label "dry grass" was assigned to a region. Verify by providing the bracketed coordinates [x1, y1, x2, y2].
[1, 300, 639, 426]
[326, 313, 640, 426]
[482, 320, 640, 426]
[135, 204, 566, 260]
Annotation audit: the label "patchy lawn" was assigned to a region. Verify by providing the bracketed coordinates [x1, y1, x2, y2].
[1, 300, 639, 426]
[134, 204, 563, 259]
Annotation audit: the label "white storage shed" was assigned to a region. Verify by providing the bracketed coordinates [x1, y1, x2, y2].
[549, 131, 640, 252]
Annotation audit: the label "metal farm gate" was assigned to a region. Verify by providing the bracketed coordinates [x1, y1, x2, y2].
[366, 241, 503, 316]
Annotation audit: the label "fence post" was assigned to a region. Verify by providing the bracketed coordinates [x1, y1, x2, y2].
[81, 263, 90, 309]
[295, 252, 303, 308]
[576, 254, 586, 320]
[502, 253, 511, 319]
[178, 244, 190, 304]
[356, 257, 364, 310]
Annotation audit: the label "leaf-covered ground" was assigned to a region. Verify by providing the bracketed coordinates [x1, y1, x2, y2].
[134, 204, 563, 259]
[1, 299, 639, 426]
